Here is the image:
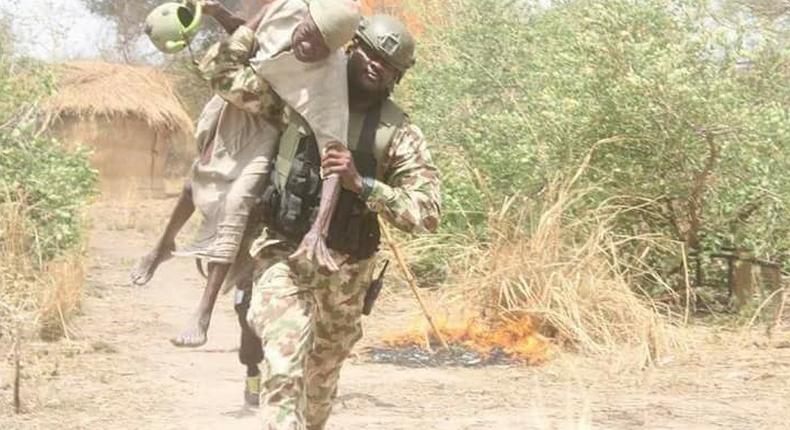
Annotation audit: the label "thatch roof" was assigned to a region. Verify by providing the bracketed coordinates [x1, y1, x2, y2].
[46, 61, 193, 134]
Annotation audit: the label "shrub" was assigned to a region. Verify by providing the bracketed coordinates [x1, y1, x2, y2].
[0, 47, 97, 261]
[401, 0, 789, 289]
[0, 33, 97, 342]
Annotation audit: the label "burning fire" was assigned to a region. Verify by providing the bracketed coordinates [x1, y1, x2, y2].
[383, 315, 550, 365]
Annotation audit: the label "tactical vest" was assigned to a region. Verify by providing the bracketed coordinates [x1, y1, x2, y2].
[261, 100, 407, 260]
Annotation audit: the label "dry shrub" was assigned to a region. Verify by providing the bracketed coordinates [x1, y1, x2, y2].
[380, 180, 682, 365]
[443, 177, 681, 364]
[0, 198, 87, 341]
[0, 200, 38, 326]
[38, 253, 85, 340]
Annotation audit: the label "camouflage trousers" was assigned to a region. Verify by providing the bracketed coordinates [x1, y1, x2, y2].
[247, 245, 376, 430]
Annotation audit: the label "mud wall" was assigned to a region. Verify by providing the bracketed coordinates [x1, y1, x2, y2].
[50, 115, 175, 198]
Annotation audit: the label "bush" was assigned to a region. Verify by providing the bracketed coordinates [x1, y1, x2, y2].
[0, 43, 97, 261]
[0, 38, 97, 344]
[401, 0, 789, 289]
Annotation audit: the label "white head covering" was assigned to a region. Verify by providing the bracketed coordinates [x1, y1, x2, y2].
[309, 0, 361, 51]
[250, 0, 350, 149]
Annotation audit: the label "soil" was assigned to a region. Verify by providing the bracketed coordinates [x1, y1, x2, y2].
[2, 200, 790, 429]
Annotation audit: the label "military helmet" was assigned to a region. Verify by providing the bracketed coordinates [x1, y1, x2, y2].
[355, 14, 416, 74]
[144, 1, 203, 54]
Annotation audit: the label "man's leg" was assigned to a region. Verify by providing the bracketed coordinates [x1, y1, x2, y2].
[246, 254, 374, 430]
[171, 261, 230, 347]
[247, 258, 315, 430]
[235, 278, 264, 406]
[305, 259, 373, 430]
[129, 182, 195, 285]
[172, 153, 272, 348]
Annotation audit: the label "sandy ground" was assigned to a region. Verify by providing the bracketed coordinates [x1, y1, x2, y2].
[2, 200, 790, 429]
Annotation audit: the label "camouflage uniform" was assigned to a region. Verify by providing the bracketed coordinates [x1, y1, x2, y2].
[247, 118, 441, 429]
[198, 25, 286, 126]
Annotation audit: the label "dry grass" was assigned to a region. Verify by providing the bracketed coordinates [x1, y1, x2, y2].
[450, 184, 679, 363]
[44, 61, 193, 134]
[0, 200, 39, 327]
[0, 198, 87, 341]
[38, 253, 86, 341]
[1, 196, 88, 413]
[383, 151, 683, 365]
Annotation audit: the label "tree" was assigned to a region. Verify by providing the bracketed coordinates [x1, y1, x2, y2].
[401, 0, 790, 290]
[80, 0, 265, 62]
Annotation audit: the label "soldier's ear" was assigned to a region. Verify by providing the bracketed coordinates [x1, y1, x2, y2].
[346, 38, 360, 55]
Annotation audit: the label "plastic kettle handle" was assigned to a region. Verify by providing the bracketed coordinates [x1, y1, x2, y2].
[182, 0, 202, 36]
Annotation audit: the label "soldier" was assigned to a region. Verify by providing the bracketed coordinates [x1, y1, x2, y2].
[245, 14, 441, 429]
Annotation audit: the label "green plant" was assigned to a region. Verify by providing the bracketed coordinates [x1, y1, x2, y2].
[0, 35, 97, 261]
[400, 0, 789, 291]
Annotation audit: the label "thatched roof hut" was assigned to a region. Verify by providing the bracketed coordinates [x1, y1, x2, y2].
[45, 61, 194, 197]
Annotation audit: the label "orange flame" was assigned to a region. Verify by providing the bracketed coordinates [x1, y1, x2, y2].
[383, 315, 550, 365]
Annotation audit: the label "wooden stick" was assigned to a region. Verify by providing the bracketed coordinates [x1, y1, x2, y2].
[680, 244, 692, 325]
[769, 286, 786, 338]
[13, 321, 21, 414]
[381, 224, 450, 351]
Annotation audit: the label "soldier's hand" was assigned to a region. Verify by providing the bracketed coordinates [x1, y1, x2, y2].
[321, 142, 363, 194]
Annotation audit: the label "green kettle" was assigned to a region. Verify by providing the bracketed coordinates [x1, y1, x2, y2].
[144, 0, 203, 54]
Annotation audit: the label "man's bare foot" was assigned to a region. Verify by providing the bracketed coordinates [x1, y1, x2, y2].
[129, 242, 175, 286]
[170, 315, 209, 348]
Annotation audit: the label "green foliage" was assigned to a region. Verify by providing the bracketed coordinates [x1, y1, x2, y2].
[0, 43, 98, 261]
[402, 0, 789, 274]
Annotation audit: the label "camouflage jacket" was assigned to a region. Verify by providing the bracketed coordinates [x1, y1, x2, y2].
[251, 106, 442, 261]
[197, 26, 285, 125]
[367, 120, 441, 235]
[201, 27, 441, 244]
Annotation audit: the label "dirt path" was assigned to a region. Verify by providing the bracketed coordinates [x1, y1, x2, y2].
[3, 200, 790, 429]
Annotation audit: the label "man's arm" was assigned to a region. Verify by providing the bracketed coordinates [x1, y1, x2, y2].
[209, 5, 246, 34]
[367, 123, 442, 234]
[202, 0, 279, 34]
[322, 122, 442, 234]
[199, 1, 245, 34]
[197, 9, 283, 117]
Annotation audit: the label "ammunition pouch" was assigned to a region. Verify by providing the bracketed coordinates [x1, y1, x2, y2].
[261, 106, 383, 260]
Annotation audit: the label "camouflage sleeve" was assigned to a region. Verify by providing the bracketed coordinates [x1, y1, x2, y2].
[366, 123, 442, 234]
[197, 26, 282, 118]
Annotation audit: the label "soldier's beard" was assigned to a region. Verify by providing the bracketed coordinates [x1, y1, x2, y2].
[348, 77, 391, 108]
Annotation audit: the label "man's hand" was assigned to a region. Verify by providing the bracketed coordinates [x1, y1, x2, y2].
[188, 0, 243, 34]
[186, 0, 220, 16]
[200, 1, 222, 17]
[289, 225, 339, 274]
[289, 175, 343, 274]
[321, 142, 363, 194]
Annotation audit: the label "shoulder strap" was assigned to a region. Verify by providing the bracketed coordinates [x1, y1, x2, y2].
[372, 100, 408, 160]
[274, 116, 307, 189]
[358, 103, 383, 155]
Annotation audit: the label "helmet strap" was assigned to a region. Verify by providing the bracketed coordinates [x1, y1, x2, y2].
[185, 37, 198, 66]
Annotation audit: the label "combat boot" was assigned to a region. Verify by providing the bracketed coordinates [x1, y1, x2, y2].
[245, 374, 261, 407]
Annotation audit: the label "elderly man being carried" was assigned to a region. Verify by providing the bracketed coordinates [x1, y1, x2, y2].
[129, 0, 361, 349]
